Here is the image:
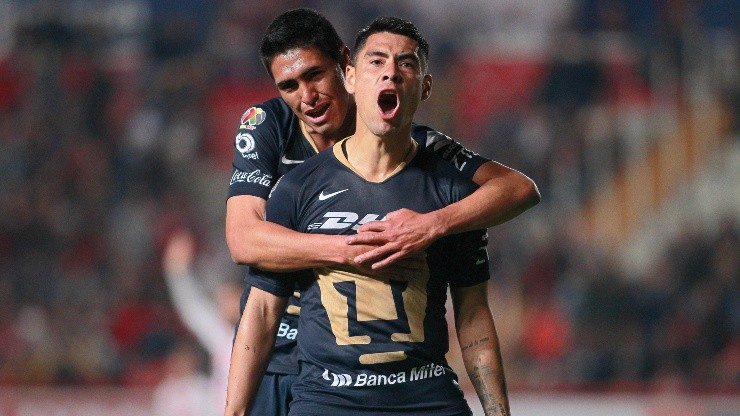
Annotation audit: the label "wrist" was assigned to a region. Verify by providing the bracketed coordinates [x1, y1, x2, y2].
[318, 234, 354, 266]
[429, 207, 452, 239]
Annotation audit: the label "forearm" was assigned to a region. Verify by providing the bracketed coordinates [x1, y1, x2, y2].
[224, 290, 285, 416]
[459, 320, 510, 416]
[346, 171, 537, 268]
[226, 195, 357, 271]
[230, 220, 350, 271]
[453, 283, 510, 416]
[434, 164, 540, 236]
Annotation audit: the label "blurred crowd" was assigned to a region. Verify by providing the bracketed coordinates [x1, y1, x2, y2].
[0, 0, 736, 395]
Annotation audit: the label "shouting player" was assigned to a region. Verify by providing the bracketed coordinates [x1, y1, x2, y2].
[226, 16, 512, 416]
[225, 8, 536, 416]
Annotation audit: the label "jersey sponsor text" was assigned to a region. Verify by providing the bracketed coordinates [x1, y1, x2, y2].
[276, 322, 297, 340]
[230, 169, 272, 187]
[306, 212, 383, 231]
[321, 363, 448, 388]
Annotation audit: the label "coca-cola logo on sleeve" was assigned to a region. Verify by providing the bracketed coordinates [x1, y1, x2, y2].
[230, 169, 272, 187]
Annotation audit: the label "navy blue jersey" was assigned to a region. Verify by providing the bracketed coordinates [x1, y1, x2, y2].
[227, 98, 488, 199]
[228, 98, 490, 376]
[250, 140, 490, 415]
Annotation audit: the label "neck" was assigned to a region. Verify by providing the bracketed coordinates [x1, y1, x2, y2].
[343, 126, 415, 182]
[303, 104, 357, 152]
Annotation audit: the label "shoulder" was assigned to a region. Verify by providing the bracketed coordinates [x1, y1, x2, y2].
[266, 151, 335, 218]
[410, 123, 449, 148]
[237, 98, 297, 137]
[410, 123, 470, 162]
[233, 99, 301, 161]
[411, 123, 489, 178]
[412, 146, 478, 195]
[283, 148, 333, 180]
[239, 97, 291, 121]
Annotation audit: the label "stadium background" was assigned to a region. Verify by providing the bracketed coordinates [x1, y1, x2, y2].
[0, 0, 737, 414]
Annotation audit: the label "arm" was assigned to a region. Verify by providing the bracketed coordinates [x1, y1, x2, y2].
[441, 160, 540, 231]
[163, 230, 234, 354]
[226, 194, 373, 271]
[349, 160, 540, 268]
[451, 282, 510, 416]
[224, 286, 288, 416]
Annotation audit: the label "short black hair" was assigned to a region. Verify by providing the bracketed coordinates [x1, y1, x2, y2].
[259, 8, 344, 78]
[353, 16, 430, 73]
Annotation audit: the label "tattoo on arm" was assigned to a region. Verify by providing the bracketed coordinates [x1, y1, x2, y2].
[470, 363, 510, 416]
[460, 336, 490, 352]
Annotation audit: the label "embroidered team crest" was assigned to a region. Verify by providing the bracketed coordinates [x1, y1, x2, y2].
[240, 107, 266, 128]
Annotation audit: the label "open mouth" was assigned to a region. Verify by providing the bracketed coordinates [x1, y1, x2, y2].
[377, 90, 399, 117]
[304, 102, 330, 121]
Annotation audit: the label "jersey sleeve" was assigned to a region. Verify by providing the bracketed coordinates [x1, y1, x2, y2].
[245, 171, 303, 296]
[445, 229, 490, 288]
[247, 267, 302, 298]
[412, 124, 490, 180]
[227, 104, 282, 200]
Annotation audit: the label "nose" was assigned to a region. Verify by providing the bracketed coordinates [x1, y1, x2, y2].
[381, 63, 402, 83]
[300, 83, 319, 106]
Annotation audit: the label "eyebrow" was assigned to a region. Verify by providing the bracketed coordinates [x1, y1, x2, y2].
[276, 79, 297, 90]
[275, 65, 323, 90]
[364, 50, 420, 64]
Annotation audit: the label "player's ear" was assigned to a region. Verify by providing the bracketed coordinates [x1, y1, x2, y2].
[340, 46, 351, 70]
[345, 63, 356, 94]
[421, 74, 432, 101]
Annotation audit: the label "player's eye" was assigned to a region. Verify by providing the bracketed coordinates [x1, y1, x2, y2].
[305, 69, 323, 81]
[400, 61, 416, 70]
[277, 80, 298, 92]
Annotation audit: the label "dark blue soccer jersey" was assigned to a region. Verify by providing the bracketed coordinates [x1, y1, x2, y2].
[228, 98, 490, 376]
[249, 140, 490, 415]
[228, 98, 487, 199]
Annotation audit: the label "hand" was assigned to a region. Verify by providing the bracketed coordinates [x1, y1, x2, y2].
[163, 228, 197, 275]
[345, 208, 444, 269]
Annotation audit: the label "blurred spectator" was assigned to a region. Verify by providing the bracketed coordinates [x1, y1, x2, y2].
[162, 228, 241, 415]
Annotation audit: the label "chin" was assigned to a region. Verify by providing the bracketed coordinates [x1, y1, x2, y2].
[370, 124, 398, 138]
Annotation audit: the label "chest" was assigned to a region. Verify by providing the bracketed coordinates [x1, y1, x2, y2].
[296, 170, 449, 236]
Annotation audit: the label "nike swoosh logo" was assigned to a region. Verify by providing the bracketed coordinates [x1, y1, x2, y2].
[281, 155, 304, 164]
[318, 189, 349, 201]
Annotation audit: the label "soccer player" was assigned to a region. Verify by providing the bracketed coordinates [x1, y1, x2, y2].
[226, 8, 535, 414]
[226, 16, 511, 416]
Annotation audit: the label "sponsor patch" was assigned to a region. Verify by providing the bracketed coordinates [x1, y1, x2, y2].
[235, 132, 258, 158]
[320, 363, 448, 388]
[230, 169, 272, 187]
[240, 106, 266, 128]
[306, 212, 384, 231]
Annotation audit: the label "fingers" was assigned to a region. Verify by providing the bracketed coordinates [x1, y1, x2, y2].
[346, 231, 388, 245]
[353, 243, 400, 267]
[369, 251, 406, 270]
[353, 247, 384, 265]
[355, 220, 388, 234]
